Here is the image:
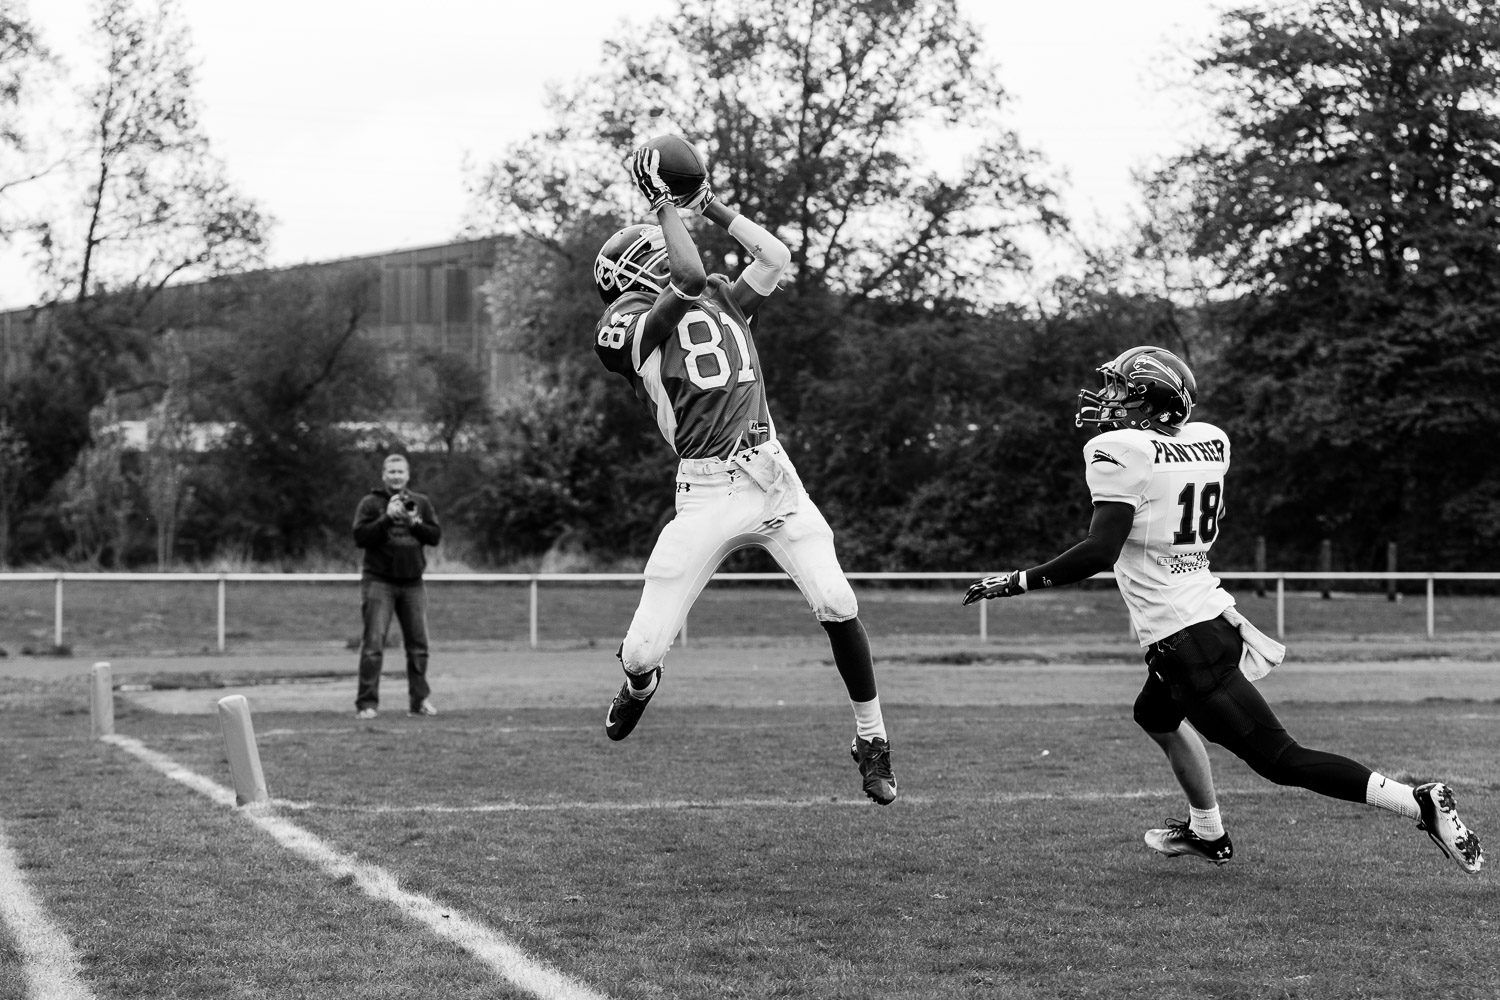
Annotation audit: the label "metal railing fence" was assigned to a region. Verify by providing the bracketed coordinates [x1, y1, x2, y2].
[2, 570, 1498, 652]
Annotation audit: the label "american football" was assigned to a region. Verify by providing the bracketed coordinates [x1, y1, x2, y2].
[644, 133, 707, 197]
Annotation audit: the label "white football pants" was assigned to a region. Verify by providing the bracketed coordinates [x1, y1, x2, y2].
[619, 444, 859, 675]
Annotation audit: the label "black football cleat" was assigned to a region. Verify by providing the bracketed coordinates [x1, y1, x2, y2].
[1414, 782, 1484, 874]
[604, 667, 660, 742]
[1144, 818, 1234, 865]
[850, 735, 898, 805]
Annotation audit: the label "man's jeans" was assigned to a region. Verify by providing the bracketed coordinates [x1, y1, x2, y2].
[355, 575, 430, 711]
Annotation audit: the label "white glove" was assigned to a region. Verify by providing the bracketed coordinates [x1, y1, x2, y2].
[630, 148, 674, 213]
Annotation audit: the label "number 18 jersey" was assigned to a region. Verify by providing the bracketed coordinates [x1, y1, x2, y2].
[594, 275, 774, 460]
[1084, 421, 1236, 645]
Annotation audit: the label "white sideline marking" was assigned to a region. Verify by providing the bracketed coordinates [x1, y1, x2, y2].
[275, 787, 1285, 814]
[102, 735, 610, 1000]
[0, 821, 98, 1000]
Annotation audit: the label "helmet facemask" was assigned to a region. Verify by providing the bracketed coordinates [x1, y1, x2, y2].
[593, 225, 670, 303]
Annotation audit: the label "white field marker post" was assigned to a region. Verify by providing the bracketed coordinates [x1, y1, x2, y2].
[90, 661, 113, 738]
[215, 695, 269, 806]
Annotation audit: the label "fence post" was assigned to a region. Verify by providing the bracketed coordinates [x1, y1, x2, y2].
[1426, 576, 1435, 639]
[979, 599, 988, 643]
[1386, 542, 1398, 602]
[1254, 536, 1267, 598]
[529, 577, 538, 649]
[217, 574, 227, 653]
[1319, 539, 1333, 599]
[54, 574, 63, 649]
[1276, 576, 1285, 639]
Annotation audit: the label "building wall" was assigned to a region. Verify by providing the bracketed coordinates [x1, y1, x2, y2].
[0, 236, 524, 418]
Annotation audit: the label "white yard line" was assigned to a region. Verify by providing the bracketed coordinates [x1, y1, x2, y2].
[102, 734, 611, 1000]
[0, 821, 97, 1000]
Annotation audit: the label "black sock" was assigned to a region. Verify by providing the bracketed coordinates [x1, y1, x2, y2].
[821, 617, 877, 703]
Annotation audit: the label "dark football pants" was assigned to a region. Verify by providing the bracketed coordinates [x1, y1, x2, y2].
[355, 574, 431, 711]
[1133, 615, 1371, 803]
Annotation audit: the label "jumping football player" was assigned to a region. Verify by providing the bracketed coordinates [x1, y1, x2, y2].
[963, 346, 1483, 873]
[589, 142, 897, 805]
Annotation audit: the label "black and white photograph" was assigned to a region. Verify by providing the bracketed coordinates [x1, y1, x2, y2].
[0, 0, 1494, 997]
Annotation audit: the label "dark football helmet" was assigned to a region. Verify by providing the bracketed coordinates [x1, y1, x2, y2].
[593, 224, 669, 303]
[1075, 345, 1197, 433]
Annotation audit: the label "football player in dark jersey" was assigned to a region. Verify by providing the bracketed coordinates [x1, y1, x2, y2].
[589, 142, 896, 805]
[964, 347, 1483, 873]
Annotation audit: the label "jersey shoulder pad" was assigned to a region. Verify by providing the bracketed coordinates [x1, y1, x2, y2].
[1084, 430, 1153, 504]
[594, 292, 655, 373]
[596, 290, 655, 330]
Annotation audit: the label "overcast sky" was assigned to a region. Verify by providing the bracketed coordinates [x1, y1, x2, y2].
[0, 0, 1227, 309]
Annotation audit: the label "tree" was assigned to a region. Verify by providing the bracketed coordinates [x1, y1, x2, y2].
[8, 0, 267, 545]
[39, 0, 265, 315]
[471, 0, 1061, 310]
[56, 393, 133, 567]
[0, 414, 29, 567]
[419, 349, 492, 452]
[0, 0, 56, 242]
[1148, 0, 1500, 568]
[463, 0, 1064, 562]
[138, 334, 194, 568]
[189, 265, 390, 560]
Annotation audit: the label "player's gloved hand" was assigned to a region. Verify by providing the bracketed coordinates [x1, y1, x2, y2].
[630, 147, 674, 213]
[677, 179, 716, 216]
[962, 571, 1025, 605]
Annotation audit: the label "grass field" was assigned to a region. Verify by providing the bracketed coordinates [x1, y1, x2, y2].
[1, 643, 1496, 999]
[3, 577, 1500, 656]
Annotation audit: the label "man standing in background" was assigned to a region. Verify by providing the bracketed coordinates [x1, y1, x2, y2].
[351, 453, 442, 719]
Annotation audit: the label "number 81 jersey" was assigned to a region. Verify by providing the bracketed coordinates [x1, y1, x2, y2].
[594, 275, 774, 460]
[1085, 421, 1236, 644]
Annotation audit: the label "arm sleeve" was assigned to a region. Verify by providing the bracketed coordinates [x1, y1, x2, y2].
[411, 497, 442, 546]
[351, 496, 389, 548]
[1023, 502, 1135, 590]
[727, 215, 790, 296]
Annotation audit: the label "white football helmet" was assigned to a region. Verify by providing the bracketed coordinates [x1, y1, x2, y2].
[593, 224, 669, 303]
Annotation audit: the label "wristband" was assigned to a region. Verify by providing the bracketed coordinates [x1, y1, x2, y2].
[668, 281, 702, 301]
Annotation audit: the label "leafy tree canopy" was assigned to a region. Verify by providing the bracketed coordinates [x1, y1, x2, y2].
[1149, 0, 1500, 567]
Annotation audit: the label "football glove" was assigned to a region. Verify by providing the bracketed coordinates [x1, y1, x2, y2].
[629, 147, 674, 213]
[962, 571, 1025, 606]
[678, 179, 717, 216]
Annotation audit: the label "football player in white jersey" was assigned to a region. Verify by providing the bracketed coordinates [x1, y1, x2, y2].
[963, 346, 1483, 873]
[588, 143, 896, 805]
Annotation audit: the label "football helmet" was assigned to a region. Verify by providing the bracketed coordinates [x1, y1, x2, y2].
[593, 224, 669, 303]
[1075, 345, 1197, 433]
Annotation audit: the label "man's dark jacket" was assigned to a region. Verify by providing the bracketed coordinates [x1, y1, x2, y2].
[352, 487, 442, 581]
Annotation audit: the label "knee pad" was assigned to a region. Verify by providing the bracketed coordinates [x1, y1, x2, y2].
[811, 576, 858, 622]
[619, 633, 669, 676]
[1133, 676, 1184, 734]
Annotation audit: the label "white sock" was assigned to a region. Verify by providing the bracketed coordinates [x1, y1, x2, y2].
[1366, 772, 1419, 819]
[851, 696, 886, 741]
[1189, 805, 1224, 840]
